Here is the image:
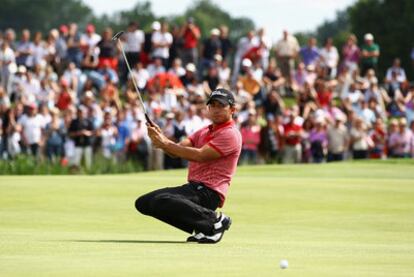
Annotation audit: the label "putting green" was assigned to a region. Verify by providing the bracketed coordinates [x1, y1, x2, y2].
[1, 161, 414, 276]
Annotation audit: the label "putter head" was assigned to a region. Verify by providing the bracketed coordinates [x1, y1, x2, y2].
[112, 31, 124, 41]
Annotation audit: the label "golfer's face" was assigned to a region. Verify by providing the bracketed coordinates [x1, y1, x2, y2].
[208, 100, 233, 124]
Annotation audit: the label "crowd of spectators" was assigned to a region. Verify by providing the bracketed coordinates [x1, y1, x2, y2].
[1, 18, 414, 171]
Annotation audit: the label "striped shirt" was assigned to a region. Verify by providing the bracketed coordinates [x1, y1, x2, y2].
[188, 120, 242, 207]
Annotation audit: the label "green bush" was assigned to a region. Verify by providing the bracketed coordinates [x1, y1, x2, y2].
[0, 155, 144, 175]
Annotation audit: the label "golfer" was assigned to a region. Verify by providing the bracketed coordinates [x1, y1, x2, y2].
[135, 88, 242, 243]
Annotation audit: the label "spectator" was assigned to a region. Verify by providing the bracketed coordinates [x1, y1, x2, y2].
[128, 115, 150, 170]
[239, 109, 261, 164]
[168, 58, 186, 77]
[299, 37, 319, 67]
[263, 88, 285, 118]
[319, 37, 339, 79]
[15, 29, 34, 68]
[255, 28, 272, 69]
[179, 17, 201, 65]
[0, 40, 16, 93]
[123, 21, 145, 71]
[341, 34, 360, 74]
[151, 22, 173, 68]
[350, 117, 371, 159]
[147, 57, 166, 78]
[232, 30, 256, 85]
[66, 23, 83, 68]
[274, 30, 300, 87]
[31, 31, 48, 67]
[388, 118, 412, 158]
[129, 61, 150, 91]
[263, 58, 285, 93]
[97, 111, 118, 160]
[369, 117, 387, 159]
[17, 103, 45, 158]
[219, 25, 232, 61]
[97, 28, 118, 71]
[68, 106, 94, 169]
[385, 58, 407, 91]
[200, 28, 222, 77]
[44, 108, 65, 162]
[360, 33, 380, 76]
[327, 113, 348, 162]
[282, 107, 303, 163]
[309, 117, 327, 163]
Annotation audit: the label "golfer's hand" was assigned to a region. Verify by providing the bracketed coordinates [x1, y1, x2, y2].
[147, 123, 168, 148]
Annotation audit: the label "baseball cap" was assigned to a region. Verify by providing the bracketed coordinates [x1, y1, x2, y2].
[185, 63, 196, 72]
[152, 21, 161, 31]
[364, 33, 374, 41]
[59, 24, 68, 33]
[242, 58, 252, 67]
[210, 28, 220, 36]
[206, 88, 235, 106]
[86, 24, 95, 33]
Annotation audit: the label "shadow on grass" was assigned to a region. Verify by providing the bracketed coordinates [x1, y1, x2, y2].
[70, 239, 187, 244]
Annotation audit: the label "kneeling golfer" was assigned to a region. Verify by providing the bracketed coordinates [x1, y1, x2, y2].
[135, 88, 242, 243]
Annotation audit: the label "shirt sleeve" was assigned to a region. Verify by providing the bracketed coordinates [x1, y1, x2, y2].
[188, 128, 201, 146]
[208, 129, 240, 156]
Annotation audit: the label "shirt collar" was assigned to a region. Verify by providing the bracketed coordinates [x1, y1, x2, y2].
[208, 120, 234, 132]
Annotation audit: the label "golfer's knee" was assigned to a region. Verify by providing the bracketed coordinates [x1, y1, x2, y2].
[135, 195, 152, 215]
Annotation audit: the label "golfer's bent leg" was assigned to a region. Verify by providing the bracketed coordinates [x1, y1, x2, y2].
[135, 185, 218, 235]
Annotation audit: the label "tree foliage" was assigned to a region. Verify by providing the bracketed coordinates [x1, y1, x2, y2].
[348, 0, 414, 77]
[0, 0, 93, 34]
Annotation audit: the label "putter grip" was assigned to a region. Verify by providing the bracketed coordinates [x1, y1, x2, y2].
[145, 113, 155, 127]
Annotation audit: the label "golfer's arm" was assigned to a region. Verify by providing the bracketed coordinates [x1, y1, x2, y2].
[162, 139, 221, 162]
[163, 138, 192, 158]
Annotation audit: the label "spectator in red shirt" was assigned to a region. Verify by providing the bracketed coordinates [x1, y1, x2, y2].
[136, 89, 241, 244]
[179, 17, 201, 65]
[240, 109, 261, 164]
[55, 79, 74, 111]
[282, 107, 303, 163]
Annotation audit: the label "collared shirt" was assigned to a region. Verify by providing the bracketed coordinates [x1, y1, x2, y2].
[188, 120, 242, 207]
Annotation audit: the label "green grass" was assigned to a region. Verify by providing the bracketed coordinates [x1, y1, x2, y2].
[1, 161, 414, 276]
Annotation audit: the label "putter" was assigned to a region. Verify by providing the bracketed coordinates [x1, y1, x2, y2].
[112, 31, 155, 126]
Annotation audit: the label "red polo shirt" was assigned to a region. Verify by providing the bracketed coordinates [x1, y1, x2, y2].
[188, 120, 242, 207]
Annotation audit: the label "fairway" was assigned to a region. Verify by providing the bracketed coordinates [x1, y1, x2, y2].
[1, 162, 414, 276]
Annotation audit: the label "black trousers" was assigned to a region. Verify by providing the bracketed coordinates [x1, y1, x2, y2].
[135, 182, 221, 235]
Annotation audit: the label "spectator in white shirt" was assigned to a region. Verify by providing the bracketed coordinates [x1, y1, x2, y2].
[17, 103, 46, 157]
[0, 40, 16, 93]
[147, 57, 166, 78]
[319, 38, 339, 79]
[122, 21, 145, 81]
[151, 22, 173, 68]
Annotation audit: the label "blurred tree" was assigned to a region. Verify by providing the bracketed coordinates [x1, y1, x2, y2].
[181, 0, 255, 41]
[102, 1, 156, 33]
[348, 0, 414, 78]
[0, 0, 93, 35]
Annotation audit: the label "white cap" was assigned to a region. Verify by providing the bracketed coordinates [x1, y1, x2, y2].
[84, 90, 94, 98]
[185, 63, 196, 72]
[306, 64, 315, 71]
[18, 65, 27, 73]
[242, 58, 252, 67]
[334, 113, 346, 122]
[165, 112, 175, 119]
[364, 33, 374, 41]
[152, 21, 161, 31]
[315, 116, 325, 124]
[214, 54, 223, 61]
[210, 28, 220, 36]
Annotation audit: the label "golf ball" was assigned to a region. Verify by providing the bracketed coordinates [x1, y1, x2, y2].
[280, 259, 288, 269]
